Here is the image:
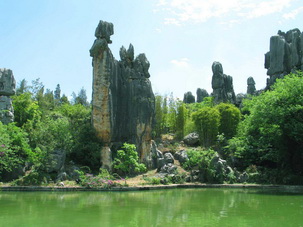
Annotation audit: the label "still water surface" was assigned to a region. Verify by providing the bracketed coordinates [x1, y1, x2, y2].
[0, 188, 303, 227]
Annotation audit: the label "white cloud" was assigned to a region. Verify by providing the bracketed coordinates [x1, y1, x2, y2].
[170, 58, 190, 67]
[283, 6, 303, 19]
[155, 0, 296, 25]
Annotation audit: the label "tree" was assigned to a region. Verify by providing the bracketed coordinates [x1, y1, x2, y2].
[54, 84, 61, 101]
[175, 101, 187, 139]
[75, 87, 89, 106]
[16, 79, 29, 95]
[229, 72, 303, 175]
[215, 103, 241, 139]
[12, 93, 41, 127]
[192, 107, 220, 147]
[154, 95, 164, 138]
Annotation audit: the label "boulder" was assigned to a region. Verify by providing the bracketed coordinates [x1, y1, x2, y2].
[174, 150, 189, 165]
[183, 133, 199, 146]
[164, 152, 174, 164]
[90, 20, 155, 169]
[151, 140, 164, 169]
[157, 158, 165, 171]
[159, 163, 177, 174]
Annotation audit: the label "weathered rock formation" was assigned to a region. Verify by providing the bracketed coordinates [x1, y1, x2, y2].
[265, 28, 303, 88]
[0, 69, 16, 124]
[90, 20, 155, 170]
[183, 91, 195, 104]
[247, 77, 256, 95]
[211, 62, 236, 104]
[196, 88, 209, 103]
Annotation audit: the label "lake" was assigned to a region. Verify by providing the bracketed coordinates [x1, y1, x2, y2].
[0, 188, 303, 226]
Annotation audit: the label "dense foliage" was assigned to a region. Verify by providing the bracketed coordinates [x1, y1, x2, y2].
[227, 73, 303, 183]
[153, 95, 240, 147]
[1, 72, 303, 185]
[0, 79, 102, 181]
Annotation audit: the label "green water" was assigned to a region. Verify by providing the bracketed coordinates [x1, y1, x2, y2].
[0, 188, 303, 227]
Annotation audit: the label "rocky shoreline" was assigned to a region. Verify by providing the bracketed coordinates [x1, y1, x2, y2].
[1, 184, 303, 192]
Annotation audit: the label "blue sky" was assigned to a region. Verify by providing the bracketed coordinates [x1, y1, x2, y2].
[1, 0, 303, 100]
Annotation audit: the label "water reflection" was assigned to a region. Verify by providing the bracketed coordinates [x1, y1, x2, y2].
[0, 188, 302, 227]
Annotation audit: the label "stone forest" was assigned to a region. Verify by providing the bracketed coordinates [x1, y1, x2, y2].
[1, 21, 303, 188]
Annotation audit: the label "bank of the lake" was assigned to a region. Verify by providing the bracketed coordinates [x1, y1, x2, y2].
[1, 183, 303, 192]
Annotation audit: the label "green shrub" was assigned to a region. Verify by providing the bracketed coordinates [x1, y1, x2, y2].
[113, 143, 146, 176]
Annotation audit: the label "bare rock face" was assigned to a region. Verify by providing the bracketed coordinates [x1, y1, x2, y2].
[0, 69, 16, 124]
[247, 77, 256, 95]
[183, 91, 195, 104]
[196, 88, 209, 103]
[90, 20, 155, 170]
[265, 28, 303, 88]
[211, 62, 236, 104]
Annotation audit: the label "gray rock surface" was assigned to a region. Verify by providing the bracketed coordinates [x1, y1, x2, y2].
[0, 69, 16, 124]
[235, 93, 246, 108]
[90, 20, 155, 169]
[265, 28, 303, 88]
[0, 96, 14, 124]
[247, 77, 256, 95]
[183, 91, 195, 104]
[45, 149, 66, 173]
[183, 133, 199, 146]
[159, 163, 177, 174]
[0, 69, 16, 96]
[151, 140, 164, 169]
[196, 88, 209, 103]
[164, 152, 174, 164]
[174, 150, 189, 165]
[211, 62, 236, 104]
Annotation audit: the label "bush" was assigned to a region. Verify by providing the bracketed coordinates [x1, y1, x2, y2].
[113, 143, 147, 176]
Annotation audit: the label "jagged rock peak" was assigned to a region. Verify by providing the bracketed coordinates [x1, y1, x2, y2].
[94, 20, 114, 43]
[247, 77, 256, 95]
[196, 88, 209, 103]
[265, 28, 303, 88]
[0, 68, 15, 124]
[0, 68, 16, 96]
[120, 44, 134, 63]
[183, 91, 195, 104]
[91, 20, 155, 170]
[211, 61, 236, 104]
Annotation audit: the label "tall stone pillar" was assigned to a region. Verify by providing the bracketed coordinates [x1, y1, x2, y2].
[0, 69, 16, 125]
